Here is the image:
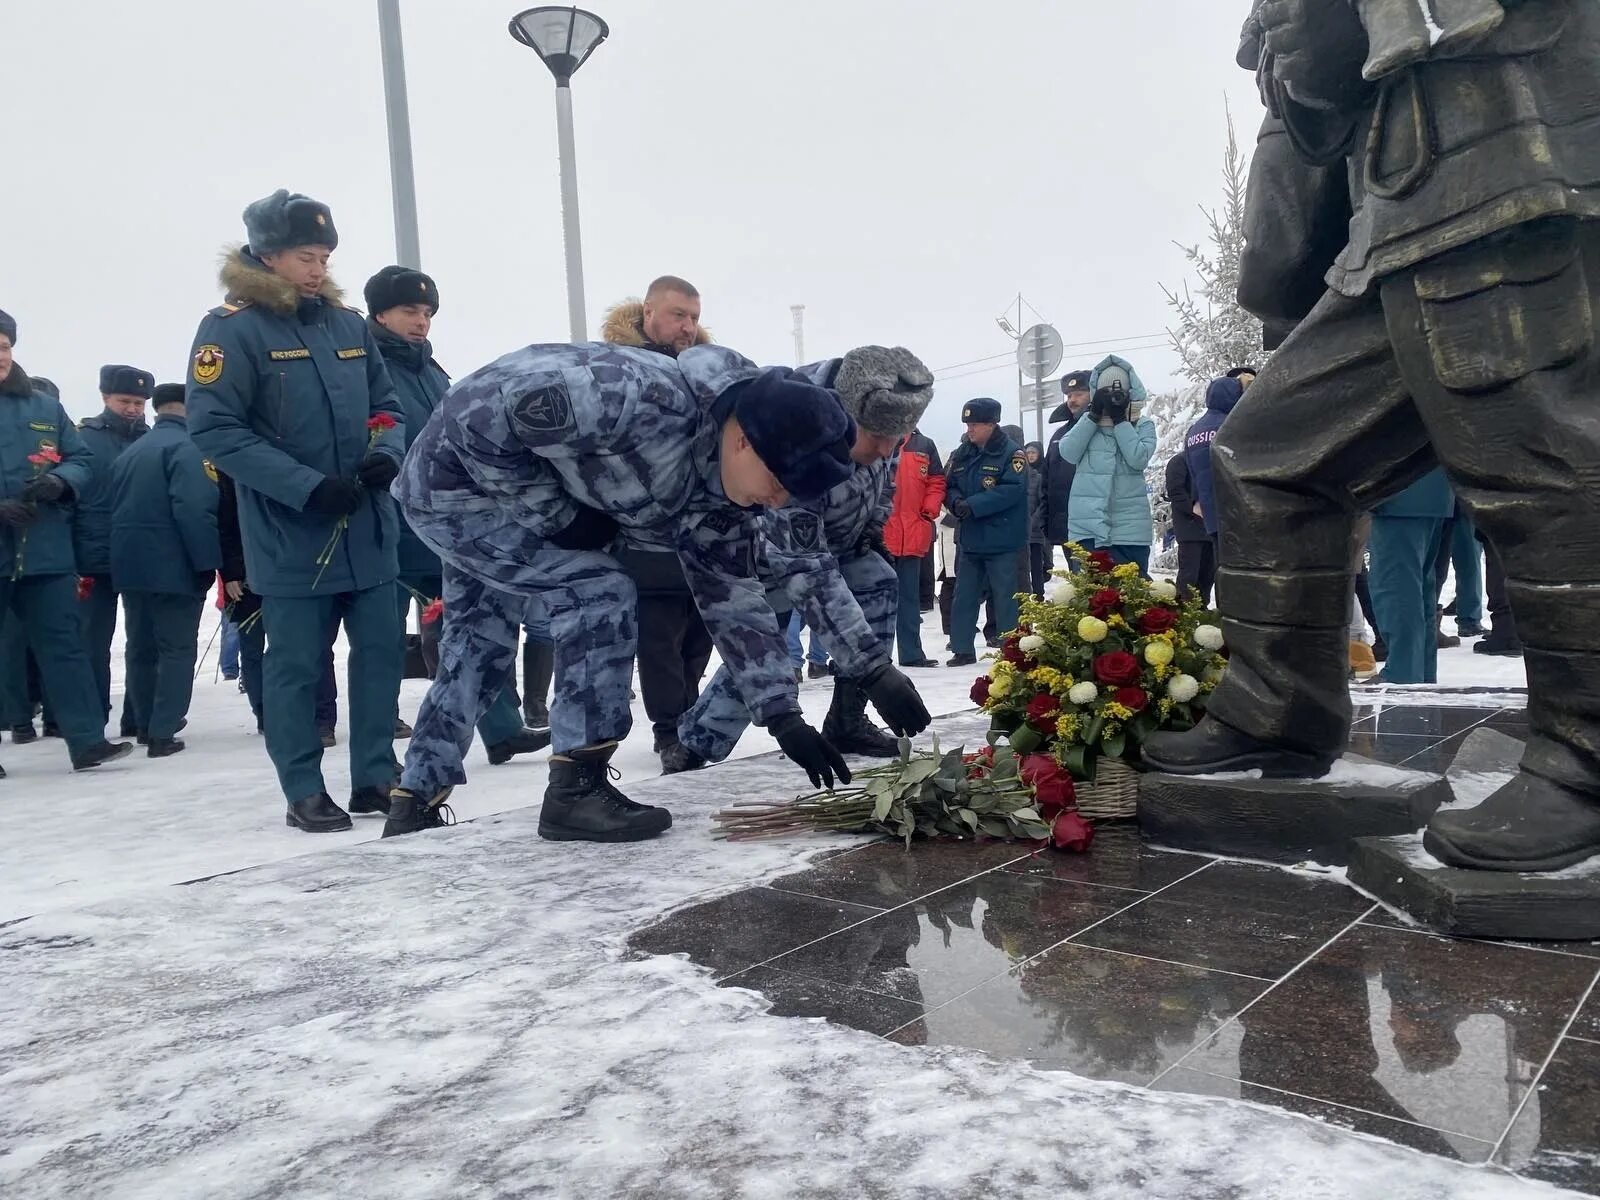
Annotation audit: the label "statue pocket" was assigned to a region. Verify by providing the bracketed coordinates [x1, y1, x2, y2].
[1412, 221, 1593, 392]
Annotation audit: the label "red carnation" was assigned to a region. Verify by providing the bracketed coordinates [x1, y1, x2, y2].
[1113, 686, 1149, 713]
[421, 598, 444, 625]
[1089, 587, 1123, 619]
[27, 446, 62, 466]
[1024, 692, 1060, 733]
[367, 413, 398, 433]
[1051, 809, 1095, 853]
[964, 743, 996, 779]
[1000, 638, 1027, 666]
[1020, 753, 1077, 817]
[1138, 607, 1177, 635]
[970, 676, 992, 706]
[76, 575, 95, 602]
[1093, 651, 1141, 687]
[1088, 550, 1116, 573]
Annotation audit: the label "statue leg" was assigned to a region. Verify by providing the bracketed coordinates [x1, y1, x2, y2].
[1388, 221, 1600, 870]
[1143, 286, 1433, 776]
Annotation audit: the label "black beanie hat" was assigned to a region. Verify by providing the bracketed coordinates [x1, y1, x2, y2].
[243, 189, 338, 255]
[152, 383, 187, 409]
[731, 368, 856, 502]
[99, 364, 155, 398]
[0, 309, 16, 345]
[365, 265, 440, 317]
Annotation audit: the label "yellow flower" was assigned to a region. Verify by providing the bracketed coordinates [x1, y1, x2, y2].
[1077, 616, 1109, 643]
[1108, 614, 1129, 630]
[1054, 714, 1080, 740]
[1113, 562, 1140, 581]
[989, 674, 1013, 698]
[1158, 697, 1175, 716]
[1143, 640, 1175, 667]
[1104, 702, 1134, 721]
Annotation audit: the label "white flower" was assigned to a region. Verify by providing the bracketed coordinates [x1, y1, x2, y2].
[1018, 634, 1046, 655]
[1068, 681, 1100, 705]
[1045, 577, 1076, 606]
[1168, 674, 1201, 703]
[1194, 624, 1225, 651]
[1202, 663, 1225, 685]
[1150, 580, 1178, 601]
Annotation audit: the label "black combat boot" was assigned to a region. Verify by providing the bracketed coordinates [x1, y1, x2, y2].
[946, 653, 977, 667]
[137, 719, 186, 746]
[393, 717, 413, 739]
[382, 787, 456, 838]
[286, 792, 353, 833]
[1142, 717, 1335, 779]
[71, 740, 134, 771]
[487, 726, 553, 766]
[146, 737, 185, 758]
[523, 698, 550, 730]
[657, 738, 707, 775]
[10, 723, 36, 744]
[822, 679, 900, 758]
[539, 742, 672, 843]
[348, 785, 392, 816]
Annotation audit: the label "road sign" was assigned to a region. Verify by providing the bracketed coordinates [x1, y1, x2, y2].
[1017, 323, 1063, 380]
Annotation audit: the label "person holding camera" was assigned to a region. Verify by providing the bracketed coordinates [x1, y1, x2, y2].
[1056, 355, 1158, 575]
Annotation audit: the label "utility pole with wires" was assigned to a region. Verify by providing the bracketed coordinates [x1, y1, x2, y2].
[790, 304, 806, 366]
[997, 294, 1062, 444]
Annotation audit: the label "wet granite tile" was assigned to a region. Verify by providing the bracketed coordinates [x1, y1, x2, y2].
[1480, 710, 1532, 736]
[1072, 861, 1371, 979]
[1366, 706, 1497, 738]
[886, 943, 1267, 1084]
[999, 825, 1207, 893]
[1497, 1037, 1600, 1195]
[1180, 922, 1596, 1143]
[765, 872, 1135, 1009]
[627, 886, 881, 980]
[1344, 731, 1448, 766]
[1156, 1068, 1497, 1163]
[1575, 992, 1600, 1042]
[767, 839, 1038, 909]
[719, 964, 924, 1036]
[1361, 910, 1600, 962]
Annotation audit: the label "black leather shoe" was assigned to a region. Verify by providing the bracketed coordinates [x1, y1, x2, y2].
[539, 743, 671, 842]
[1474, 630, 1524, 657]
[523, 699, 550, 730]
[946, 653, 977, 667]
[1142, 718, 1334, 779]
[1455, 620, 1484, 638]
[10, 723, 36, 745]
[393, 718, 414, 739]
[286, 792, 353, 833]
[900, 659, 939, 669]
[319, 728, 336, 748]
[146, 737, 186, 758]
[1425, 773, 1600, 872]
[349, 785, 392, 816]
[71, 740, 134, 770]
[137, 718, 186, 746]
[487, 726, 553, 765]
[382, 787, 456, 838]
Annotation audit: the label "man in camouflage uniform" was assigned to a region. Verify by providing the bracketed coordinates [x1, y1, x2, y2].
[385, 343, 872, 843]
[1145, 0, 1600, 873]
[679, 347, 938, 765]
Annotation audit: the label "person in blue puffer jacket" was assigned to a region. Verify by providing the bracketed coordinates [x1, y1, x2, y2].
[1058, 355, 1158, 574]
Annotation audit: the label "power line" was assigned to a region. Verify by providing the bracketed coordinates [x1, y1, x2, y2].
[933, 337, 1173, 383]
[928, 331, 1168, 376]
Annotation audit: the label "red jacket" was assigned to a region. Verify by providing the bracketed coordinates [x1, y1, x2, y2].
[884, 431, 946, 558]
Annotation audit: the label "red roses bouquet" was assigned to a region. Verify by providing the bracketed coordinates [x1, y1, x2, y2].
[974, 545, 1227, 779]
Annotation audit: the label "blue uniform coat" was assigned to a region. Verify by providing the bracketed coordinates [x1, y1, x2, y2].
[370, 319, 450, 580]
[946, 428, 1029, 556]
[109, 412, 221, 594]
[185, 250, 405, 597]
[73, 412, 146, 575]
[0, 365, 93, 579]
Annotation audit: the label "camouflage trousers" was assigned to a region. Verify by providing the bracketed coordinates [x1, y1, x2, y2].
[679, 551, 896, 762]
[399, 552, 637, 795]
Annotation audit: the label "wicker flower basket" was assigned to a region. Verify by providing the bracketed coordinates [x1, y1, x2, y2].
[1076, 757, 1140, 822]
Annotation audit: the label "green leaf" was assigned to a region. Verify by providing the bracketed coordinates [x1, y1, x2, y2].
[1084, 715, 1105, 745]
[1008, 725, 1044, 755]
[978, 817, 1012, 838]
[958, 808, 979, 830]
[1010, 807, 1042, 824]
[871, 792, 895, 823]
[1102, 731, 1126, 760]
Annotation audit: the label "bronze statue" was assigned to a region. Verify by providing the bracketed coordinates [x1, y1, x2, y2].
[1143, 0, 1600, 874]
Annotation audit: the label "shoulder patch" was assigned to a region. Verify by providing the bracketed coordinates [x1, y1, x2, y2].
[784, 510, 822, 553]
[1012, 455, 1026, 473]
[192, 344, 225, 386]
[510, 382, 574, 437]
[210, 301, 253, 318]
[203, 459, 219, 484]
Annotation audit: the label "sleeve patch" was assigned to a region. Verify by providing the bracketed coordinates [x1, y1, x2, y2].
[192, 345, 225, 386]
[510, 382, 575, 437]
[785, 511, 822, 552]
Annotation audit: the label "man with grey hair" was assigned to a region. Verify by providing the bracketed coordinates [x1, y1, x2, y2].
[679, 345, 938, 763]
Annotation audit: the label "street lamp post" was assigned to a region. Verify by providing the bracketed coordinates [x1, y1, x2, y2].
[509, 6, 610, 342]
[376, 0, 422, 269]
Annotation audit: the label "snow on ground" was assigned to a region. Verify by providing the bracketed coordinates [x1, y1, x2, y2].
[3, 710, 1581, 1200]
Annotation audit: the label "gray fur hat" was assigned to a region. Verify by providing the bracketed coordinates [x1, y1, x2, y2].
[0, 308, 15, 345]
[243, 189, 339, 255]
[832, 345, 934, 438]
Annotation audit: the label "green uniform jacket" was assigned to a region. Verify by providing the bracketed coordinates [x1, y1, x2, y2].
[109, 412, 221, 594]
[945, 429, 1029, 556]
[0, 364, 93, 579]
[73, 412, 147, 576]
[185, 250, 405, 597]
[370, 319, 449, 580]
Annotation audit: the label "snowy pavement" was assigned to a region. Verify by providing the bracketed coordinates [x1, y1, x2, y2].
[5, 609, 1570, 1199]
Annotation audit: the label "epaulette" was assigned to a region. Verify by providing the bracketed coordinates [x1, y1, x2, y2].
[209, 300, 253, 318]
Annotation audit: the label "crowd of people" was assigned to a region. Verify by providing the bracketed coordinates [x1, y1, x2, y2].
[0, 185, 1520, 831]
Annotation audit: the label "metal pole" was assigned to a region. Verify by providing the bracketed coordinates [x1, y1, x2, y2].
[790, 305, 806, 366]
[1015, 294, 1026, 431]
[553, 82, 588, 342]
[1033, 330, 1046, 445]
[376, 0, 422, 269]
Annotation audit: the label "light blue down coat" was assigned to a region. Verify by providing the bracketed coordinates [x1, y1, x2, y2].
[1058, 354, 1157, 548]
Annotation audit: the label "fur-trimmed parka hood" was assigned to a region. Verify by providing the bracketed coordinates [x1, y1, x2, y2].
[218, 245, 347, 316]
[600, 299, 712, 355]
[0, 363, 33, 397]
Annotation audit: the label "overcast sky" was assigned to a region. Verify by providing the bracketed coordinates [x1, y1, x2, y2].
[8, 0, 1261, 441]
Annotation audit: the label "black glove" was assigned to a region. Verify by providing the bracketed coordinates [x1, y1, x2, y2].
[948, 497, 973, 520]
[0, 500, 37, 528]
[231, 589, 263, 625]
[857, 523, 892, 563]
[195, 570, 216, 594]
[768, 712, 852, 790]
[1106, 391, 1131, 424]
[549, 504, 620, 551]
[20, 474, 69, 504]
[356, 453, 400, 491]
[307, 477, 363, 517]
[859, 661, 932, 737]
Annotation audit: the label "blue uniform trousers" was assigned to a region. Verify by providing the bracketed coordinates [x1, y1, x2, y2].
[79, 575, 135, 731]
[950, 551, 1020, 657]
[0, 574, 106, 754]
[1369, 516, 1444, 684]
[123, 590, 203, 741]
[262, 587, 402, 800]
[893, 554, 926, 664]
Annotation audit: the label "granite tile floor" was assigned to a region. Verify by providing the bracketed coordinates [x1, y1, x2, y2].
[631, 703, 1600, 1197]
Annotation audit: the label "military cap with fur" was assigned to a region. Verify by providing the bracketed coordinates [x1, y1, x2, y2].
[242, 189, 339, 255]
[961, 397, 1002, 424]
[830, 345, 934, 438]
[0, 308, 16, 345]
[152, 383, 187, 409]
[99, 364, 154, 398]
[365, 265, 440, 317]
